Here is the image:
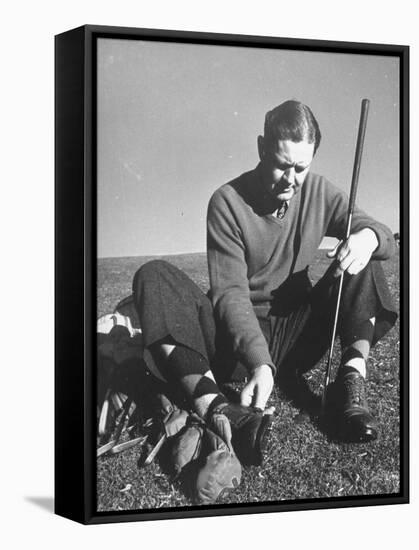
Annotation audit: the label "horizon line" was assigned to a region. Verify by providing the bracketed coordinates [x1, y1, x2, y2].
[97, 243, 341, 261]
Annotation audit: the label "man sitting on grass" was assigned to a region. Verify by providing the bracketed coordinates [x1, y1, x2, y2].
[123, 100, 396, 477]
[206, 99, 397, 441]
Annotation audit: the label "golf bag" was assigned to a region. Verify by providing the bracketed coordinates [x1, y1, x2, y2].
[97, 294, 189, 453]
[96, 295, 242, 504]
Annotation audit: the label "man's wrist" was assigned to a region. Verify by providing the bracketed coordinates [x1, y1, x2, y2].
[254, 363, 276, 377]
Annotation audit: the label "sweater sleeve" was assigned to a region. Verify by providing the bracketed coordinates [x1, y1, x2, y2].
[207, 190, 276, 374]
[324, 181, 396, 260]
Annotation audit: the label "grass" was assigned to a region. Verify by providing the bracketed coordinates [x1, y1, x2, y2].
[96, 249, 400, 511]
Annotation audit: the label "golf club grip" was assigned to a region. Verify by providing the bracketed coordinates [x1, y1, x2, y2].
[346, 99, 370, 236]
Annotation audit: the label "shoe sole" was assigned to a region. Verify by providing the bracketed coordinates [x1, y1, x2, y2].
[340, 417, 378, 443]
[252, 413, 274, 466]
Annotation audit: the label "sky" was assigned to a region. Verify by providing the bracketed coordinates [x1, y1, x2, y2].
[97, 39, 399, 258]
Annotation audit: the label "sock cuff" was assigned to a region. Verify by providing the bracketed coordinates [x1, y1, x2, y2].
[341, 347, 365, 364]
[341, 318, 375, 348]
[192, 376, 222, 399]
[165, 345, 209, 378]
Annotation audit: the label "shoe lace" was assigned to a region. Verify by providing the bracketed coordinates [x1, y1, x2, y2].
[344, 375, 365, 406]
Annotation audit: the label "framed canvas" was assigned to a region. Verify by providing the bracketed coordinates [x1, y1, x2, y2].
[55, 24, 409, 524]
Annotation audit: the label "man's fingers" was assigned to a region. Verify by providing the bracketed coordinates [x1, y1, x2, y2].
[332, 263, 344, 278]
[336, 242, 350, 263]
[240, 391, 252, 407]
[342, 257, 356, 274]
[240, 381, 268, 409]
[346, 260, 364, 275]
[253, 385, 266, 410]
[338, 253, 354, 272]
[240, 367, 274, 409]
[253, 379, 273, 410]
[241, 395, 252, 407]
[240, 382, 254, 407]
[326, 240, 342, 258]
[328, 231, 375, 276]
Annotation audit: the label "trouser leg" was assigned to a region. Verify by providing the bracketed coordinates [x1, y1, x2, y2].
[269, 260, 397, 375]
[132, 260, 226, 417]
[338, 259, 397, 347]
[133, 260, 217, 360]
[264, 260, 397, 440]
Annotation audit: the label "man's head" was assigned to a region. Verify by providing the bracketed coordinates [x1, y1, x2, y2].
[257, 100, 321, 203]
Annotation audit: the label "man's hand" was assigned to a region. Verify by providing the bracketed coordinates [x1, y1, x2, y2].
[327, 228, 378, 277]
[240, 364, 274, 410]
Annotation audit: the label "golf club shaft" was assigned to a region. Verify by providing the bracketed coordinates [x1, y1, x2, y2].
[321, 99, 370, 410]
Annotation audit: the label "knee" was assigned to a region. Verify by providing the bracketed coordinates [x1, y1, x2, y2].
[344, 260, 377, 286]
[133, 260, 171, 290]
[360, 261, 377, 276]
[137, 259, 171, 277]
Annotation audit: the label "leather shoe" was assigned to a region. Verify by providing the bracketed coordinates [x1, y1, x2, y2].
[331, 370, 378, 442]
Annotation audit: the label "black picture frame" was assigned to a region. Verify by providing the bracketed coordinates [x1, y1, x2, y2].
[55, 24, 409, 525]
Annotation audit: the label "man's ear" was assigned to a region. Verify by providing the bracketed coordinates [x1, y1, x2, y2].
[257, 135, 264, 161]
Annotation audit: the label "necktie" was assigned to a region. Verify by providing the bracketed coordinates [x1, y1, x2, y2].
[276, 201, 287, 219]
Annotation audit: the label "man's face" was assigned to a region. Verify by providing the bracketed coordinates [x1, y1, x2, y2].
[258, 137, 315, 203]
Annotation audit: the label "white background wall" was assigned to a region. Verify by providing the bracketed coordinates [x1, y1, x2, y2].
[1, 1, 416, 548]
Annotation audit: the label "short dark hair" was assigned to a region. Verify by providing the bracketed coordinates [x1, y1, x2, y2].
[263, 100, 321, 153]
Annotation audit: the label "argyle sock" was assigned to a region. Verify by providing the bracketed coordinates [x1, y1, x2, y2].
[338, 317, 376, 379]
[159, 346, 227, 419]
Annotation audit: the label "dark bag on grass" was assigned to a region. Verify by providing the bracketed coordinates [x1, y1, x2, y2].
[96, 309, 153, 453]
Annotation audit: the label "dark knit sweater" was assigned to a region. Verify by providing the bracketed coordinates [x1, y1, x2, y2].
[207, 165, 396, 373]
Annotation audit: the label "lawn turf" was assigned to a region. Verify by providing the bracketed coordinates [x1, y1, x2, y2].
[97, 249, 400, 511]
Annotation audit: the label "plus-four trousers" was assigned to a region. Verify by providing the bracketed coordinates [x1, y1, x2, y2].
[130, 259, 397, 383]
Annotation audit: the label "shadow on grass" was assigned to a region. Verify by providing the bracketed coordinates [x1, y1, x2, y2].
[276, 371, 378, 445]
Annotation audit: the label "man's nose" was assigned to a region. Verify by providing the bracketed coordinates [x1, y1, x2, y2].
[283, 167, 295, 185]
